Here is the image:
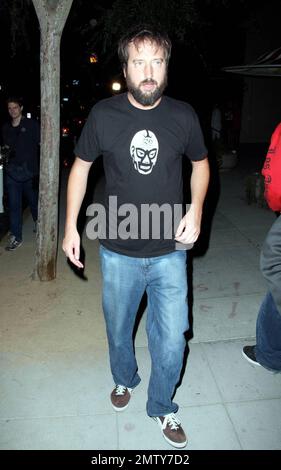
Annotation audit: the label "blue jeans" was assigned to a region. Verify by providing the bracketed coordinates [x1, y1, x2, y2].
[6, 174, 38, 241]
[255, 292, 281, 372]
[99, 245, 189, 416]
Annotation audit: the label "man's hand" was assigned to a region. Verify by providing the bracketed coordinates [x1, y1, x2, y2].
[62, 157, 92, 269]
[175, 204, 202, 244]
[62, 227, 84, 268]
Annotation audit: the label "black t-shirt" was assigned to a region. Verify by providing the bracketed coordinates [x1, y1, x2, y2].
[75, 93, 207, 257]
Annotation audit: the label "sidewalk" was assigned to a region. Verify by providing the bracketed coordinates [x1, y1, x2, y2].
[0, 212, 8, 241]
[0, 156, 280, 450]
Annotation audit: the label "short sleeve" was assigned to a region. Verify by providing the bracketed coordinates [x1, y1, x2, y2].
[184, 108, 207, 162]
[74, 107, 101, 162]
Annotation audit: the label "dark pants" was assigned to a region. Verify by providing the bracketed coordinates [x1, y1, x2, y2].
[256, 292, 281, 372]
[6, 174, 38, 241]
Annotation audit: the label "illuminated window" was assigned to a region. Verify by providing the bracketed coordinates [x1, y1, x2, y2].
[89, 53, 98, 63]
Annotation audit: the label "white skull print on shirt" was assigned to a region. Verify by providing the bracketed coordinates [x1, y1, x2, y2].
[130, 129, 159, 175]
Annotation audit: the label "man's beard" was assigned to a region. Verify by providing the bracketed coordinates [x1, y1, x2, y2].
[126, 75, 167, 107]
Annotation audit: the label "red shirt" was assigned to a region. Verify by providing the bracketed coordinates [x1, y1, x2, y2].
[262, 123, 281, 212]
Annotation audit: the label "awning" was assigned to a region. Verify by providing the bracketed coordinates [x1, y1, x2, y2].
[222, 46, 281, 77]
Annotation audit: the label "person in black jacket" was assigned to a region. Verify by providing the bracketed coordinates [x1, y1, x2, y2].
[2, 97, 40, 251]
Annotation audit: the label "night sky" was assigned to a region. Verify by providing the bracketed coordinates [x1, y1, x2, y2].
[0, 0, 279, 128]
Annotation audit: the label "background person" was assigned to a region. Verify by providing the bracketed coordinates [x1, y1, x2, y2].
[211, 102, 222, 141]
[1, 97, 40, 251]
[243, 122, 281, 371]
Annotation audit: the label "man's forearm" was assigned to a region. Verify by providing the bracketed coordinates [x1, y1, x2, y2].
[65, 157, 92, 230]
[175, 157, 209, 243]
[190, 157, 210, 212]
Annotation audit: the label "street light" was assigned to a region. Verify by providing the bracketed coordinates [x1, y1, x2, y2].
[112, 81, 121, 92]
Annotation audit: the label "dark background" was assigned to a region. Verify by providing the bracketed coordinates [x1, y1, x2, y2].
[0, 0, 254, 127]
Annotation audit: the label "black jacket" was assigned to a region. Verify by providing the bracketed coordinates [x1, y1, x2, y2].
[2, 116, 40, 175]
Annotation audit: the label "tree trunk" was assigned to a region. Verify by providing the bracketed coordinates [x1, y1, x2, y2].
[32, 0, 73, 281]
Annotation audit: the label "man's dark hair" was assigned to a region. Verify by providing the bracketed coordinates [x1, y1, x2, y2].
[7, 97, 23, 107]
[118, 25, 172, 68]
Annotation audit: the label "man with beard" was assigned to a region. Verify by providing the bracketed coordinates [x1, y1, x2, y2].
[63, 26, 209, 448]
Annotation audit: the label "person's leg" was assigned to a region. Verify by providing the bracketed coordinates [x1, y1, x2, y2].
[99, 245, 145, 388]
[6, 174, 23, 241]
[23, 178, 38, 222]
[255, 291, 281, 371]
[145, 250, 188, 417]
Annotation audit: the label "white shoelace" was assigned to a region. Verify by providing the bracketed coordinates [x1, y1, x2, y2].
[115, 385, 126, 395]
[115, 385, 132, 395]
[162, 413, 181, 431]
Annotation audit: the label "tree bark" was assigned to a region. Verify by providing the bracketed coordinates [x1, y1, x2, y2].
[32, 0, 73, 280]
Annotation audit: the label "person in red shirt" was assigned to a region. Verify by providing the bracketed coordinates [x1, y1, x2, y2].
[243, 123, 281, 371]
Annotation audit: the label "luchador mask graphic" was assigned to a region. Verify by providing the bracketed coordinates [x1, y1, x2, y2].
[130, 129, 159, 175]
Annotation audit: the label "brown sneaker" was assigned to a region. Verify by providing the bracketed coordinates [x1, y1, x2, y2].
[154, 413, 187, 448]
[110, 385, 133, 411]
